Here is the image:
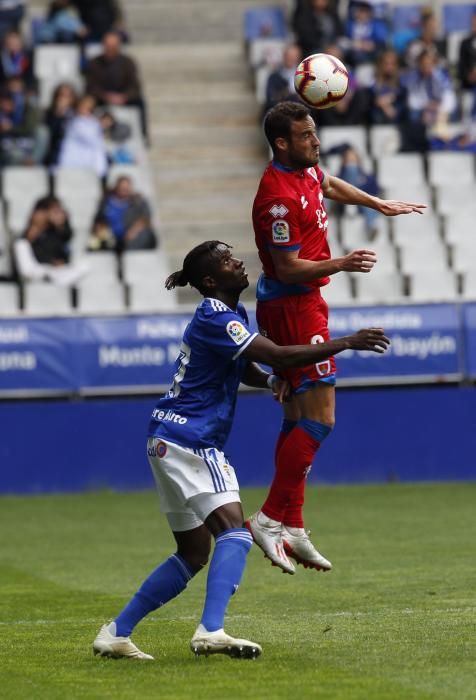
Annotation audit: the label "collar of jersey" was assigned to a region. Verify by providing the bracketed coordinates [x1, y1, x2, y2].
[272, 160, 306, 177]
[203, 297, 233, 312]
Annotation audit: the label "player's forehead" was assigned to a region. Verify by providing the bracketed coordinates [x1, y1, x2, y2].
[290, 116, 317, 137]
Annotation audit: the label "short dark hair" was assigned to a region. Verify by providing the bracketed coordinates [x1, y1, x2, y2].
[165, 240, 231, 293]
[263, 101, 311, 152]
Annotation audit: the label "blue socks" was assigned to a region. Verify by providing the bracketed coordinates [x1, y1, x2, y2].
[114, 553, 195, 637]
[200, 528, 253, 632]
[298, 417, 333, 443]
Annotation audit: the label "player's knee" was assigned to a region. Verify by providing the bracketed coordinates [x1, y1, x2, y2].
[176, 546, 210, 572]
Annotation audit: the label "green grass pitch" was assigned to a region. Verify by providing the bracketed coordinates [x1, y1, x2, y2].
[1, 483, 475, 700]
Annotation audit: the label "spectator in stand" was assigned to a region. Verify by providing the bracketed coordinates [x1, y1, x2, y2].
[404, 9, 447, 69]
[89, 175, 157, 252]
[0, 0, 24, 41]
[458, 11, 476, 91]
[0, 30, 33, 87]
[85, 31, 148, 142]
[38, 0, 87, 44]
[72, 0, 126, 42]
[0, 77, 48, 165]
[403, 49, 457, 133]
[314, 43, 370, 126]
[14, 196, 89, 285]
[369, 49, 407, 124]
[344, 0, 387, 68]
[58, 93, 108, 176]
[292, 0, 343, 59]
[338, 146, 380, 238]
[44, 82, 78, 166]
[263, 44, 302, 115]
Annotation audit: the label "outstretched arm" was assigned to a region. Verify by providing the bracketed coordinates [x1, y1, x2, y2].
[269, 246, 376, 284]
[322, 174, 427, 216]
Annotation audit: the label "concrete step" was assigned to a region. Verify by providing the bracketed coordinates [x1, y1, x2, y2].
[158, 192, 254, 223]
[158, 174, 260, 198]
[146, 80, 253, 101]
[151, 98, 260, 127]
[155, 159, 263, 181]
[151, 124, 263, 147]
[154, 141, 265, 163]
[161, 221, 256, 254]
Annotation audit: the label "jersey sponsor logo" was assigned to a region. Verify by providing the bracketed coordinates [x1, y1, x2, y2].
[307, 167, 319, 182]
[301, 195, 308, 209]
[151, 408, 188, 425]
[272, 219, 290, 243]
[226, 320, 251, 345]
[269, 203, 289, 218]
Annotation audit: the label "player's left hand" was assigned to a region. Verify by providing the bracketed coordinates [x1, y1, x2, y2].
[271, 377, 292, 403]
[376, 199, 427, 216]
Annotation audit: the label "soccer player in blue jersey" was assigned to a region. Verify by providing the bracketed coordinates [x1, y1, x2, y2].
[93, 240, 389, 661]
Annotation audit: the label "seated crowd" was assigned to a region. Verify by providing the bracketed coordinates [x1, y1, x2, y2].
[0, 1, 158, 292]
[261, 0, 476, 153]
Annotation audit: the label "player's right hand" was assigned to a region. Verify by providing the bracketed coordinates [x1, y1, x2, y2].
[340, 249, 377, 273]
[348, 328, 390, 353]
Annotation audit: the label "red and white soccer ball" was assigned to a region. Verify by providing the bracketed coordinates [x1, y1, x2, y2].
[294, 53, 349, 109]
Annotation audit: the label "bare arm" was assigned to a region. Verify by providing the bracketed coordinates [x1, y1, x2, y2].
[322, 174, 427, 216]
[242, 329, 390, 369]
[269, 246, 377, 284]
[241, 361, 269, 389]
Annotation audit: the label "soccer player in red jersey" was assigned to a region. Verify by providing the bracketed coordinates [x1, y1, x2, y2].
[247, 101, 426, 573]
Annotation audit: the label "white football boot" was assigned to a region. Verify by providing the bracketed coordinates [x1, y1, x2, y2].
[93, 623, 154, 660]
[190, 624, 262, 659]
[245, 511, 295, 574]
[282, 526, 332, 571]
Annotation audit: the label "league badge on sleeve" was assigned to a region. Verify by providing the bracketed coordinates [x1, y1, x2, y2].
[272, 219, 290, 243]
[226, 320, 251, 345]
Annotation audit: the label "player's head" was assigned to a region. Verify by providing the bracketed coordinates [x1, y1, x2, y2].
[165, 241, 249, 297]
[264, 101, 320, 169]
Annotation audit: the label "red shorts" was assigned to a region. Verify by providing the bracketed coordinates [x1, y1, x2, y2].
[256, 291, 336, 393]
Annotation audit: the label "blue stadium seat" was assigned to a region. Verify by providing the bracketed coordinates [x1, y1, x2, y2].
[442, 3, 476, 33]
[243, 7, 288, 41]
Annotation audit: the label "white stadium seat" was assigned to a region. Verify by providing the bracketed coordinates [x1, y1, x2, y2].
[122, 250, 163, 284]
[23, 282, 72, 316]
[107, 164, 155, 198]
[320, 272, 353, 305]
[381, 182, 432, 205]
[451, 239, 476, 273]
[367, 237, 398, 273]
[443, 214, 474, 245]
[320, 126, 367, 158]
[427, 152, 475, 187]
[434, 184, 476, 217]
[79, 253, 119, 282]
[392, 214, 441, 248]
[128, 279, 177, 312]
[407, 269, 459, 302]
[368, 125, 401, 157]
[462, 269, 476, 299]
[340, 216, 389, 251]
[34, 45, 80, 81]
[2, 166, 49, 205]
[0, 283, 20, 315]
[54, 168, 102, 202]
[248, 38, 286, 68]
[399, 242, 448, 274]
[38, 74, 84, 109]
[76, 280, 126, 314]
[354, 271, 403, 304]
[377, 154, 425, 189]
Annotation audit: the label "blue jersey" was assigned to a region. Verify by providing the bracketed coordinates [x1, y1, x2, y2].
[148, 298, 258, 451]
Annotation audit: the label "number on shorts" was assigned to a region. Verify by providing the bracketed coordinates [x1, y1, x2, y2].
[311, 334, 331, 377]
[167, 341, 191, 398]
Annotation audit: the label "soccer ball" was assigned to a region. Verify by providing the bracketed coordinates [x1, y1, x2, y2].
[294, 53, 349, 109]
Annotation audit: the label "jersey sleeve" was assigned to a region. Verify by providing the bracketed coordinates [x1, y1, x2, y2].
[199, 309, 258, 361]
[256, 196, 302, 252]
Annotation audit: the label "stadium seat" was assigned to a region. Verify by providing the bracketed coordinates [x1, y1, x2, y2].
[392, 214, 441, 248]
[461, 269, 476, 298]
[391, 4, 423, 32]
[76, 280, 126, 314]
[443, 213, 474, 245]
[0, 282, 20, 314]
[354, 62, 376, 87]
[128, 279, 178, 312]
[2, 166, 49, 204]
[54, 168, 102, 203]
[38, 74, 84, 110]
[34, 45, 81, 81]
[340, 215, 389, 250]
[408, 269, 459, 302]
[377, 154, 425, 189]
[79, 253, 119, 282]
[451, 239, 476, 273]
[427, 152, 475, 187]
[109, 106, 143, 145]
[320, 126, 367, 158]
[366, 236, 398, 273]
[243, 7, 288, 41]
[320, 272, 353, 305]
[254, 63, 273, 104]
[434, 183, 476, 217]
[248, 38, 286, 68]
[381, 182, 432, 205]
[122, 250, 165, 284]
[442, 3, 476, 33]
[446, 30, 467, 66]
[323, 151, 374, 176]
[368, 125, 401, 157]
[23, 282, 72, 315]
[354, 271, 403, 304]
[399, 242, 449, 274]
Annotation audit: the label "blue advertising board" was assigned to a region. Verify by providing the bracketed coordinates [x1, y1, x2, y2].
[0, 303, 470, 396]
